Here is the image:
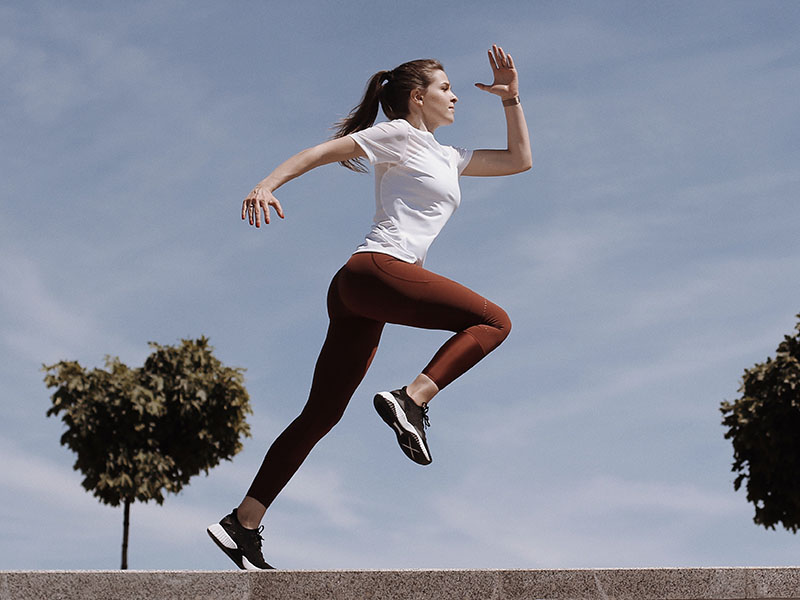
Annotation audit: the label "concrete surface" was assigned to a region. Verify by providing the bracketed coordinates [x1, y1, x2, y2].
[2, 567, 800, 599]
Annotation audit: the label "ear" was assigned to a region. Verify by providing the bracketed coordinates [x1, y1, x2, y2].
[410, 88, 425, 105]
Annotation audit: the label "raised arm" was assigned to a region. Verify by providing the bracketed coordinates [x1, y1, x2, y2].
[243, 136, 367, 227]
[462, 45, 532, 177]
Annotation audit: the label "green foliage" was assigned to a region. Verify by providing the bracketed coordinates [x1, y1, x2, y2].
[44, 337, 251, 507]
[721, 314, 800, 532]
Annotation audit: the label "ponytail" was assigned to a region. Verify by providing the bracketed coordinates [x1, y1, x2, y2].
[333, 59, 444, 172]
[332, 70, 390, 172]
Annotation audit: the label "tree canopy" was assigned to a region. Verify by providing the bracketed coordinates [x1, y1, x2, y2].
[44, 337, 252, 567]
[721, 314, 800, 532]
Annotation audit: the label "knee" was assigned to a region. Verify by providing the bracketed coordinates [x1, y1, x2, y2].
[488, 303, 512, 343]
[475, 303, 511, 354]
[298, 396, 347, 437]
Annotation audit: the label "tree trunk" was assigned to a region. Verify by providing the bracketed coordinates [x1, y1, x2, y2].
[121, 498, 131, 570]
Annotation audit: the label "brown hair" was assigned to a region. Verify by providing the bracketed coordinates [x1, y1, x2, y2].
[332, 59, 444, 172]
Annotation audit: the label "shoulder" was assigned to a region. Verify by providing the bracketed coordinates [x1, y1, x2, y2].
[348, 119, 410, 164]
[349, 120, 410, 149]
[352, 119, 409, 138]
[381, 118, 411, 132]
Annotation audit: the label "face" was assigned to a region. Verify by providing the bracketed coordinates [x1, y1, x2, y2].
[416, 69, 458, 130]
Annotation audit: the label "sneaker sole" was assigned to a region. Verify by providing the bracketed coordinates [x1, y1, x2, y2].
[207, 524, 245, 570]
[207, 524, 273, 571]
[374, 392, 432, 465]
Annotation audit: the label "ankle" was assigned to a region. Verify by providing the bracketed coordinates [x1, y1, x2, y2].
[405, 375, 438, 406]
[235, 511, 259, 530]
[236, 497, 266, 529]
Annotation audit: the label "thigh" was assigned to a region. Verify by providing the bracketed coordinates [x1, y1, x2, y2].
[310, 316, 384, 395]
[337, 252, 492, 333]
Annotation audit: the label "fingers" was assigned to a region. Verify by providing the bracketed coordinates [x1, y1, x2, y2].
[487, 48, 498, 71]
[243, 192, 258, 226]
[242, 195, 257, 225]
[489, 44, 514, 70]
[494, 44, 506, 67]
[242, 188, 284, 228]
[272, 198, 285, 219]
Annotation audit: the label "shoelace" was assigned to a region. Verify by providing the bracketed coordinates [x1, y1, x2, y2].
[247, 525, 265, 548]
[420, 402, 430, 429]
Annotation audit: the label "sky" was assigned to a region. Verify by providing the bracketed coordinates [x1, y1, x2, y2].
[2, 0, 800, 571]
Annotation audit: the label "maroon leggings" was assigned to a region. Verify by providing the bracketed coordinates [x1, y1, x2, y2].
[246, 252, 511, 507]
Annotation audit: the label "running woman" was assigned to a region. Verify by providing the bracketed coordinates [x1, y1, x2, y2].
[207, 44, 531, 570]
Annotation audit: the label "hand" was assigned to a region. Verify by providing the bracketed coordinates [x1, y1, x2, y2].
[474, 44, 519, 100]
[242, 184, 285, 228]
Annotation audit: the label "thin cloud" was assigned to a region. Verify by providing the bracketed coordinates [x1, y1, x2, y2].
[0, 250, 135, 364]
[280, 463, 368, 529]
[428, 473, 745, 568]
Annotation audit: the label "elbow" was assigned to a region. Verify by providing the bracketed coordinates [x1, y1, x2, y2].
[509, 147, 532, 174]
[521, 147, 533, 172]
[513, 156, 533, 174]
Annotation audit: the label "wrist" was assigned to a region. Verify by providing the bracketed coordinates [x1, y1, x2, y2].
[502, 96, 520, 107]
[258, 177, 277, 193]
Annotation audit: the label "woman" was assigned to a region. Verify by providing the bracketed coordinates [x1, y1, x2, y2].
[207, 44, 531, 570]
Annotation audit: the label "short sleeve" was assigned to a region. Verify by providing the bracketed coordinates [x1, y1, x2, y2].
[453, 146, 473, 175]
[348, 120, 409, 165]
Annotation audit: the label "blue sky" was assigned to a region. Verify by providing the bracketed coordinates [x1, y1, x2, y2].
[2, 0, 800, 570]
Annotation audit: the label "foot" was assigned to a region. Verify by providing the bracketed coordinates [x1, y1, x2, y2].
[373, 387, 432, 465]
[207, 509, 274, 570]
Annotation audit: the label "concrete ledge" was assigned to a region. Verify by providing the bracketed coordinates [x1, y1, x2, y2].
[2, 568, 800, 600]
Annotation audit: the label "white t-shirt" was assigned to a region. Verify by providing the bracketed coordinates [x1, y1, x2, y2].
[349, 119, 473, 265]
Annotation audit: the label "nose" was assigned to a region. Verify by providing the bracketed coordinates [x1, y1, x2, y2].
[452, 93, 458, 104]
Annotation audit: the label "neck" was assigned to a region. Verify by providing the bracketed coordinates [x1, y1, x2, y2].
[404, 111, 435, 133]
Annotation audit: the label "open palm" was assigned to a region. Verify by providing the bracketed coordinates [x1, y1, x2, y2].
[475, 44, 519, 100]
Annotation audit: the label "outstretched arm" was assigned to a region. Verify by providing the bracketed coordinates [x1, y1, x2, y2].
[462, 45, 532, 177]
[242, 136, 367, 227]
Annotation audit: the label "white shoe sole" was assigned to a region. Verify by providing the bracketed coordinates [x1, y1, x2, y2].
[374, 392, 431, 464]
[207, 523, 244, 569]
[207, 523, 272, 571]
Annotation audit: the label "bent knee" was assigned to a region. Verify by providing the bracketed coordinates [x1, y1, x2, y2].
[484, 302, 512, 346]
[496, 307, 512, 341]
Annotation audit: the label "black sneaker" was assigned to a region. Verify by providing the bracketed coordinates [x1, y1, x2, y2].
[206, 509, 274, 570]
[373, 387, 432, 465]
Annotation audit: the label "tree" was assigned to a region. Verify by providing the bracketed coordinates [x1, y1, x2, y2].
[44, 337, 252, 569]
[721, 314, 800, 532]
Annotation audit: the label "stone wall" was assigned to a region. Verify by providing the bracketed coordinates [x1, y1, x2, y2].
[2, 567, 800, 600]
